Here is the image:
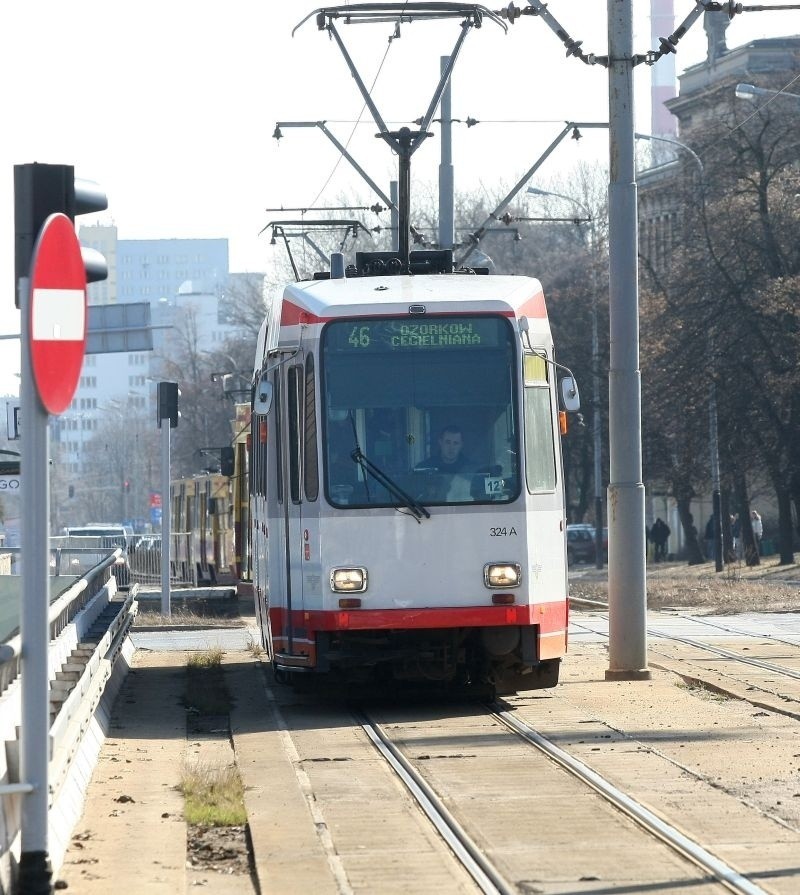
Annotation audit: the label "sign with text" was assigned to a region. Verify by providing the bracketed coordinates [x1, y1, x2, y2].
[0, 475, 21, 494]
[325, 316, 508, 354]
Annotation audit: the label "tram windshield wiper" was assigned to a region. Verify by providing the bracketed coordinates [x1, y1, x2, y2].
[350, 448, 430, 521]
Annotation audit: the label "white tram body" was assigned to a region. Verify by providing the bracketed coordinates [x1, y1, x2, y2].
[250, 272, 571, 691]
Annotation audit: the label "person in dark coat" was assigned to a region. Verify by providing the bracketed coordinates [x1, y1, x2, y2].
[650, 517, 670, 562]
[705, 516, 715, 561]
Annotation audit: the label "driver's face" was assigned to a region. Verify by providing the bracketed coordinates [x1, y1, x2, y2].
[439, 432, 463, 464]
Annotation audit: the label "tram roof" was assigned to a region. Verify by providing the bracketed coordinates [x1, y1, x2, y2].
[280, 274, 548, 325]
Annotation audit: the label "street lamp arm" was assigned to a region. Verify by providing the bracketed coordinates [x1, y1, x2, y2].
[735, 81, 800, 105]
[634, 132, 704, 182]
[456, 121, 608, 265]
[526, 186, 592, 221]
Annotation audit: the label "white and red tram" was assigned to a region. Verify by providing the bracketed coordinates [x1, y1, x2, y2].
[250, 262, 578, 692]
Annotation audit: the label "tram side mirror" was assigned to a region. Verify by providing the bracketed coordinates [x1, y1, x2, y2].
[559, 375, 581, 412]
[253, 374, 273, 415]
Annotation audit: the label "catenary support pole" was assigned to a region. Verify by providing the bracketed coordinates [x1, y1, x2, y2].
[709, 382, 723, 572]
[19, 274, 54, 892]
[605, 0, 650, 680]
[390, 181, 399, 254]
[438, 55, 455, 252]
[592, 274, 604, 570]
[161, 419, 171, 617]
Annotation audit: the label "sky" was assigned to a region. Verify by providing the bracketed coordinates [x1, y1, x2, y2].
[1, 0, 797, 399]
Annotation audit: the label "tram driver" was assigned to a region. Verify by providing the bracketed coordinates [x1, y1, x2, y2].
[414, 425, 468, 475]
[414, 425, 477, 501]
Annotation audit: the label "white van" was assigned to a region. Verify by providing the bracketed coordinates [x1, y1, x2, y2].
[64, 524, 131, 585]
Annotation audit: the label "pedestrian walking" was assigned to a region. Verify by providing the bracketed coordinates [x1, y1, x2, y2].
[650, 517, 670, 563]
[704, 515, 715, 561]
[731, 513, 742, 560]
[750, 510, 763, 554]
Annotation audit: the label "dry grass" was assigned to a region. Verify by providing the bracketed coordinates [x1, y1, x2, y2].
[186, 649, 229, 716]
[134, 605, 244, 628]
[245, 633, 265, 659]
[188, 647, 225, 669]
[180, 762, 247, 826]
[570, 558, 800, 614]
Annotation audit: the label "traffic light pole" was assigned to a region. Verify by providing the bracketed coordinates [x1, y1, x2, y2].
[161, 419, 171, 618]
[157, 381, 178, 617]
[19, 274, 54, 893]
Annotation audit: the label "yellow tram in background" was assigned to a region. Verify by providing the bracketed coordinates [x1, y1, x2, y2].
[168, 403, 252, 591]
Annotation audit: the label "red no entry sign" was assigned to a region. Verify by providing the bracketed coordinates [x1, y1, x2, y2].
[29, 213, 87, 415]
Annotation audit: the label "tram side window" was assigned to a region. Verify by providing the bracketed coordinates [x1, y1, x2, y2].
[304, 354, 319, 501]
[523, 353, 556, 492]
[252, 416, 268, 497]
[287, 365, 302, 503]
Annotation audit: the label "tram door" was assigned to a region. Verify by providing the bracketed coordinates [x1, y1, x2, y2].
[273, 360, 312, 658]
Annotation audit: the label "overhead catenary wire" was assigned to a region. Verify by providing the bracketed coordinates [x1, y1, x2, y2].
[304, 3, 411, 210]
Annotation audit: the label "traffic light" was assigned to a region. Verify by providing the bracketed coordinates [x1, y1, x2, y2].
[14, 162, 108, 308]
[68, 485, 75, 498]
[157, 381, 179, 429]
[123, 480, 130, 494]
[220, 446, 235, 477]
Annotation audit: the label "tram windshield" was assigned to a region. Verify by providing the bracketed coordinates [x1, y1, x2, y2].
[321, 315, 520, 509]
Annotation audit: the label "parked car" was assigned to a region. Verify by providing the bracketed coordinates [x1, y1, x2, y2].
[566, 525, 596, 565]
[566, 524, 609, 565]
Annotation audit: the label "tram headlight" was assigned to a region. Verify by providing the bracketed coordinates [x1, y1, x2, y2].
[330, 567, 368, 593]
[484, 563, 521, 589]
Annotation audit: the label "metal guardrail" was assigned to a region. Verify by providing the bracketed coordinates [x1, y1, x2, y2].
[0, 549, 122, 695]
[49, 586, 138, 800]
[128, 532, 197, 587]
[0, 542, 123, 578]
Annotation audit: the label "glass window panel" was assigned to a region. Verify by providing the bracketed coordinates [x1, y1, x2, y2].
[322, 315, 519, 508]
[523, 354, 548, 384]
[304, 354, 319, 502]
[524, 386, 556, 492]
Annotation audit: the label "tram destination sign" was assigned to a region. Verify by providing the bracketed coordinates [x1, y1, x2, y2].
[328, 317, 508, 352]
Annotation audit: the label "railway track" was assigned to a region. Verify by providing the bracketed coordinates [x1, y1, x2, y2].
[568, 601, 800, 715]
[58, 609, 800, 894]
[358, 702, 770, 895]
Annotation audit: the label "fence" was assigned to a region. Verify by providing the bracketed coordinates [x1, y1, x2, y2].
[126, 532, 198, 587]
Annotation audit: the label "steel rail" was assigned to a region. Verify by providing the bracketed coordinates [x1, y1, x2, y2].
[491, 706, 768, 895]
[358, 712, 514, 895]
[648, 629, 800, 681]
[569, 602, 800, 676]
[646, 611, 800, 650]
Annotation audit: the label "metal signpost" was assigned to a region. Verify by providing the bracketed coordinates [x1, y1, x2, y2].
[20, 212, 88, 891]
[157, 381, 179, 617]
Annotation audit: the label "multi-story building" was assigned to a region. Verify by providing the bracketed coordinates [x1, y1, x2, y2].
[639, 17, 800, 276]
[54, 229, 250, 476]
[636, 16, 800, 552]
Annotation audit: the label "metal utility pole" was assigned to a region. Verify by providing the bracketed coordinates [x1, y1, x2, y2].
[157, 381, 178, 617]
[606, 0, 649, 680]
[592, 273, 603, 570]
[709, 383, 723, 571]
[19, 274, 51, 891]
[390, 181, 399, 253]
[438, 55, 455, 251]
[160, 421, 171, 616]
[526, 186, 604, 568]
